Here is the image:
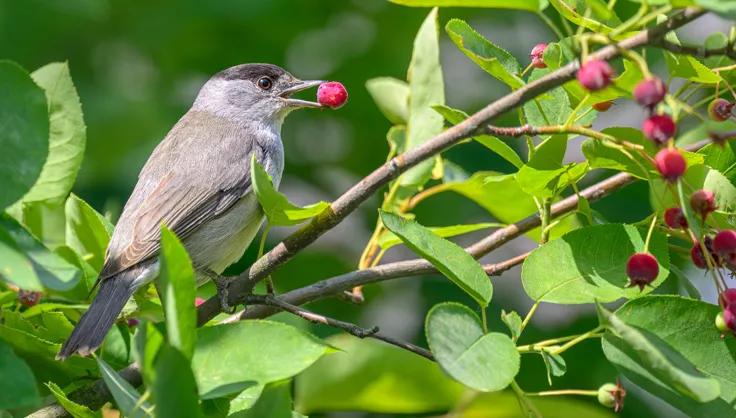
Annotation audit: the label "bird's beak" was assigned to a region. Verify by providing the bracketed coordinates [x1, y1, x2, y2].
[280, 79, 324, 108]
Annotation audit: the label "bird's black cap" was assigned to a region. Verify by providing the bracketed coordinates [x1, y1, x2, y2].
[215, 63, 287, 82]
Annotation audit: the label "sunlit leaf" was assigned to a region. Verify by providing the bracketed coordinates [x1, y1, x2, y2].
[377, 222, 503, 250]
[65, 193, 112, 272]
[380, 211, 492, 305]
[366, 77, 409, 125]
[46, 382, 100, 418]
[159, 226, 196, 359]
[388, 0, 546, 11]
[98, 357, 153, 418]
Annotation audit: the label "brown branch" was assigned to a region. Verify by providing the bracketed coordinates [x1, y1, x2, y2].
[245, 295, 434, 360]
[196, 7, 706, 326]
[31, 9, 706, 418]
[655, 39, 736, 60]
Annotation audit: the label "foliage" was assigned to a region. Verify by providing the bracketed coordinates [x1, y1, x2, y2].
[2, 1, 736, 417]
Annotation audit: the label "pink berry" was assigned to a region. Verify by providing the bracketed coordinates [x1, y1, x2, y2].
[643, 114, 677, 145]
[530, 43, 547, 69]
[626, 253, 659, 291]
[577, 60, 615, 91]
[690, 189, 716, 220]
[633, 77, 667, 108]
[654, 148, 686, 182]
[691, 237, 721, 269]
[592, 101, 614, 112]
[723, 305, 736, 334]
[708, 98, 734, 122]
[18, 290, 41, 307]
[663, 207, 687, 229]
[317, 81, 348, 109]
[195, 297, 206, 307]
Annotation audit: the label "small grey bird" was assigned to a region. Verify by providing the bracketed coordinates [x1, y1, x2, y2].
[58, 64, 323, 359]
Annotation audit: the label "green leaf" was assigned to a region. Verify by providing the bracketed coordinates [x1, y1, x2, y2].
[601, 296, 736, 417]
[398, 7, 445, 190]
[517, 136, 587, 199]
[459, 391, 618, 418]
[159, 226, 196, 359]
[388, 0, 546, 11]
[665, 53, 721, 84]
[0, 61, 49, 210]
[22, 62, 86, 204]
[695, 0, 736, 20]
[445, 19, 523, 89]
[230, 381, 292, 418]
[65, 194, 112, 272]
[0, 338, 39, 409]
[134, 321, 164, 387]
[501, 310, 522, 340]
[153, 345, 202, 418]
[541, 351, 566, 385]
[433, 104, 523, 168]
[295, 334, 463, 414]
[229, 385, 265, 414]
[548, 0, 614, 33]
[377, 222, 503, 250]
[0, 213, 81, 291]
[192, 321, 330, 399]
[598, 301, 720, 403]
[521, 224, 670, 304]
[98, 357, 153, 418]
[251, 156, 329, 226]
[18, 200, 67, 249]
[523, 69, 572, 128]
[380, 211, 492, 305]
[46, 382, 100, 418]
[365, 77, 409, 124]
[426, 303, 519, 391]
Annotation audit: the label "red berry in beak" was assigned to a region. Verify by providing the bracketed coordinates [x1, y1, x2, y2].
[690, 189, 716, 220]
[663, 207, 687, 229]
[708, 98, 734, 122]
[643, 114, 676, 145]
[592, 101, 614, 112]
[654, 148, 686, 182]
[626, 253, 659, 291]
[317, 81, 348, 109]
[195, 297, 206, 307]
[530, 43, 547, 69]
[18, 290, 41, 307]
[633, 77, 667, 108]
[577, 60, 615, 91]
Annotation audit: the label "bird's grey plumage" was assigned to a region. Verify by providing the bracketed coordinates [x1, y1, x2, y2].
[59, 63, 322, 359]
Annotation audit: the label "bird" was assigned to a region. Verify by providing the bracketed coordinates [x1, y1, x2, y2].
[58, 63, 323, 360]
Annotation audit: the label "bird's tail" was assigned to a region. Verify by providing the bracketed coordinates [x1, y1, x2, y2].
[57, 274, 136, 360]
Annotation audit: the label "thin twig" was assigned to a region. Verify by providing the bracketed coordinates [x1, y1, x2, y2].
[655, 39, 736, 60]
[244, 295, 434, 360]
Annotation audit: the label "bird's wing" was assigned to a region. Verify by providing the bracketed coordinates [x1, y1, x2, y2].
[98, 112, 256, 280]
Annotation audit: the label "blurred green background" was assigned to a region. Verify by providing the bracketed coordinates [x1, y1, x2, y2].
[1, 1, 720, 416]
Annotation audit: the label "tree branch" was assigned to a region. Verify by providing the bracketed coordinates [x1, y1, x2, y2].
[196, 7, 706, 325]
[655, 39, 736, 60]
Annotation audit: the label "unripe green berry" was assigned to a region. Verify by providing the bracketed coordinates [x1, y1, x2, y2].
[597, 383, 618, 408]
[716, 311, 729, 333]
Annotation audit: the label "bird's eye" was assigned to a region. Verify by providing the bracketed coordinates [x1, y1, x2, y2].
[257, 77, 273, 90]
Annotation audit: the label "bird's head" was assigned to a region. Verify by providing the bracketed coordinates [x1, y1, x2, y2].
[193, 63, 323, 124]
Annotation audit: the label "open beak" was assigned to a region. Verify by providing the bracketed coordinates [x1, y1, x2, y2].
[280, 79, 324, 108]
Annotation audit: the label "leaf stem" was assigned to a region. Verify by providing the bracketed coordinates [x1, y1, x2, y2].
[519, 301, 540, 337]
[481, 306, 489, 334]
[643, 214, 657, 253]
[549, 326, 604, 355]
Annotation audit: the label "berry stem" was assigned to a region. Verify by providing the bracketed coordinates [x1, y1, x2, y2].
[535, 11, 565, 41]
[519, 301, 540, 338]
[550, 326, 604, 355]
[526, 389, 598, 397]
[643, 215, 658, 253]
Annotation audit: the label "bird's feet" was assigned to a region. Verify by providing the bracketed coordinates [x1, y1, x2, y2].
[207, 272, 238, 314]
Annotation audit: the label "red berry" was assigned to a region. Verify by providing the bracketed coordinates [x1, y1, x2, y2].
[723, 304, 736, 333]
[592, 101, 614, 112]
[317, 81, 348, 109]
[643, 114, 677, 145]
[690, 189, 716, 220]
[530, 43, 547, 69]
[713, 230, 736, 254]
[663, 207, 687, 229]
[577, 60, 615, 91]
[721, 288, 736, 306]
[654, 148, 686, 181]
[633, 77, 667, 108]
[18, 290, 41, 307]
[708, 98, 734, 122]
[626, 253, 659, 291]
[195, 297, 205, 307]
